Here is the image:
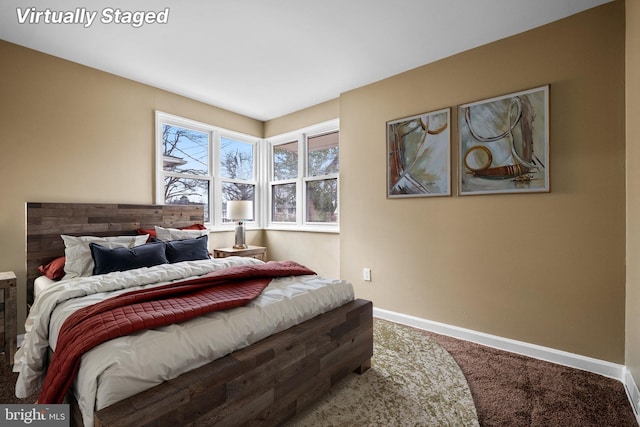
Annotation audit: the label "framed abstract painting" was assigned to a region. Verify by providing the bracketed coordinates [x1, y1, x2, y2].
[458, 85, 549, 195]
[387, 108, 451, 198]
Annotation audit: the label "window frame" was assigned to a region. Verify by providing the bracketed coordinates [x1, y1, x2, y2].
[155, 111, 261, 231]
[267, 119, 340, 233]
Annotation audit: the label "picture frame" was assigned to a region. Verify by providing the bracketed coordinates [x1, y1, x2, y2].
[458, 85, 549, 195]
[387, 108, 451, 198]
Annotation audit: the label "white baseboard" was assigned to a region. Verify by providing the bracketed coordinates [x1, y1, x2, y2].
[624, 367, 640, 423]
[374, 306, 640, 424]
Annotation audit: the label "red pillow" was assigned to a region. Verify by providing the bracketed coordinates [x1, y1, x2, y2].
[180, 224, 207, 230]
[38, 256, 66, 281]
[137, 228, 157, 238]
[137, 224, 206, 239]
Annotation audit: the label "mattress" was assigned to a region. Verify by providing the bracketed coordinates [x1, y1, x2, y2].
[15, 257, 354, 427]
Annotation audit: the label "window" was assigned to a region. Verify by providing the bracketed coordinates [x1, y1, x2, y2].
[159, 122, 211, 221]
[306, 131, 339, 223]
[156, 112, 259, 227]
[268, 120, 339, 231]
[271, 141, 298, 222]
[156, 112, 337, 232]
[220, 136, 256, 222]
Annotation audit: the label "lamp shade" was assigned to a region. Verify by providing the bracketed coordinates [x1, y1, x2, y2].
[227, 200, 253, 220]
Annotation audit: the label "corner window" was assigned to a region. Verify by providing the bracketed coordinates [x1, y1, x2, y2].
[268, 120, 339, 231]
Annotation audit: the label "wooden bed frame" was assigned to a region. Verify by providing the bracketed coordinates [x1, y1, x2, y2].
[25, 202, 373, 427]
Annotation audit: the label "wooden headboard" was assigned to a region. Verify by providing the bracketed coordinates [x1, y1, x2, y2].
[26, 202, 204, 307]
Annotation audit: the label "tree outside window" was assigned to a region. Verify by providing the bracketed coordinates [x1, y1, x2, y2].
[157, 112, 337, 231]
[269, 124, 339, 229]
[157, 113, 258, 226]
[271, 141, 298, 222]
[306, 131, 339, 224]
[161, 124, 211, 221]
[220, 137, 255, 222]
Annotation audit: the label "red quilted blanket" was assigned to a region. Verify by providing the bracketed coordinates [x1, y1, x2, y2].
[37, 261, 315, 404]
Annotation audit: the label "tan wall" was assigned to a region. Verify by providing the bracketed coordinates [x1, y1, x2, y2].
[627, 0, 640, 384]
[264, 231, 339, 278]
[263, 99, 339, 138]
[340, 2, 626, 362]
[0, 41, 263, 331]
[263, 98, 340, 277]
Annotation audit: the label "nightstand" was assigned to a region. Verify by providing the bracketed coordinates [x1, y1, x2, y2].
[0, 272, 17, 365]
[213, 246, 267, 261]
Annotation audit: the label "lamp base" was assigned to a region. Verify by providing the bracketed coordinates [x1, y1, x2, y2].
[234, 221, 247, 250]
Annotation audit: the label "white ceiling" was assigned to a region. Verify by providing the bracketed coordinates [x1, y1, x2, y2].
[1, 0, 611, 121]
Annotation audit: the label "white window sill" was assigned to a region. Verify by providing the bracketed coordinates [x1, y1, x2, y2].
[265, 225, 339, 234]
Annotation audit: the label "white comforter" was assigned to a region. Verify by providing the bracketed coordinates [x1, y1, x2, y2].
[14, 257, 354, 427]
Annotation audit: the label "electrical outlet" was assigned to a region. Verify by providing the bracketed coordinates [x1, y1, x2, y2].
[363, 268, 372, 281]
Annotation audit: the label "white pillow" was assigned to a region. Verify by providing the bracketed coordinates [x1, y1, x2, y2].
[62, 234, 149, 278]
[154, 226, 208, 241]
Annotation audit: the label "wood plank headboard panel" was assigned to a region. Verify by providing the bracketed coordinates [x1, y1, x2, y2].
[26, 202, 204, 306]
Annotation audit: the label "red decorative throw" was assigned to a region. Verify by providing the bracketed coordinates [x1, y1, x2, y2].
[38, 261, 315, 404]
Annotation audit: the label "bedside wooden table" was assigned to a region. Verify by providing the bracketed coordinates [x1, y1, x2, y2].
[0, 272, 17, 365]
[213, 246, 267, 261]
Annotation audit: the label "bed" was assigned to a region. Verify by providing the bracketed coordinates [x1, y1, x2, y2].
[17, 202, 373, 426]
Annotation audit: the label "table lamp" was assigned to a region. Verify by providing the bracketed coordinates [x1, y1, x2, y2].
[227, 200, 253, 249]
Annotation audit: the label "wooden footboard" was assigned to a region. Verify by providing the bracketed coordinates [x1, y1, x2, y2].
[86, 298, 372, 427]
